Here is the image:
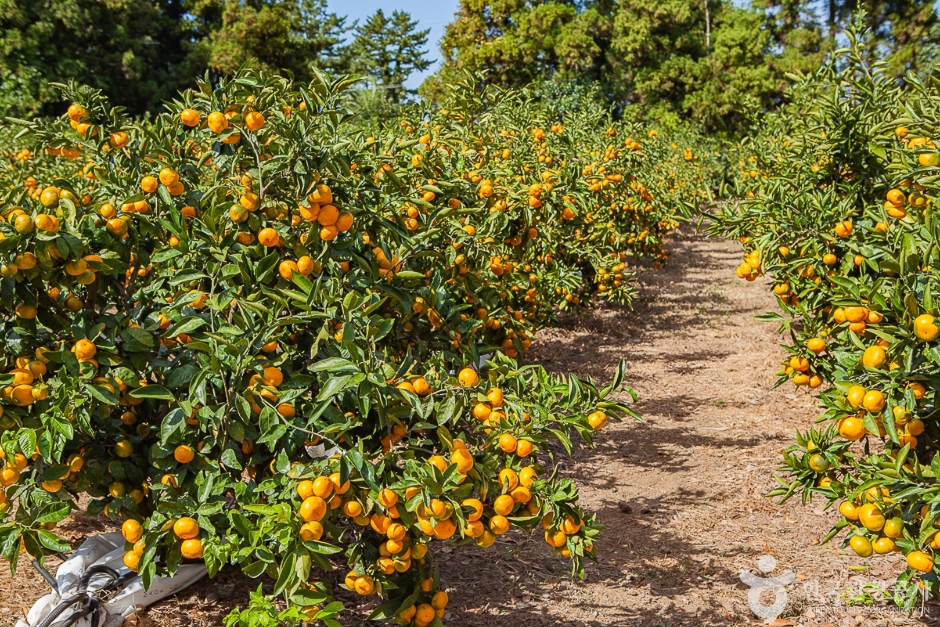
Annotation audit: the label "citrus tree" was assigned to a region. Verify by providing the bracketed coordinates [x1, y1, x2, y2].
[0, 69, 719, 625]
[713, 29, 940, 608]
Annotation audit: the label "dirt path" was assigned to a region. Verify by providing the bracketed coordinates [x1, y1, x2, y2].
[2, 228, 937, 626]
[443, 228, 938, 627]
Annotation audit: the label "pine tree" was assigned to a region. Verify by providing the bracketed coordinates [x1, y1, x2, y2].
[350, 10, 433, 103]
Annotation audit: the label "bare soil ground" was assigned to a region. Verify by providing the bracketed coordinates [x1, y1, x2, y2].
[2, 228, 938, 626]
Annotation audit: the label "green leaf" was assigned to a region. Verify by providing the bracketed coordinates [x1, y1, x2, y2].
[308, 357, 358, 374]
[166, 317, 207, 337]
[166, 365, 198, 389]
[169, 270, 208, 286]
[37, 530, 71, 552]
[120, 327, 155, 351]
[160, 409, 186, 445]
[85, 384, 119, 405]
[35, 502, 71, 524]
[131, 385, 174, 400]
[221, 448, 243, 470]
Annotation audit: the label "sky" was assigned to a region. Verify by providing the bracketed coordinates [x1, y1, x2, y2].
[326, 0, 461, 88]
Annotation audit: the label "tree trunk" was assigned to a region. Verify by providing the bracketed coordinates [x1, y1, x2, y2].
[828, 0, 837, 41]
[704, 0, 711, 55]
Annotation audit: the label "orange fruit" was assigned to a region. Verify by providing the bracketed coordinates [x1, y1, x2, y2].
[847, 385, 866, 408]
[807, 454, 830, 472]
[510, 486, 531, 503]
[914, 314, 940, 341]
[317, 204, 339, 226]
[159, 168, 179, 186]
[431, 591, 449, 610]
[588, 411, 608, 430]
[141, 176, 158, 193]
[862, 345, 886, 368]
[123, 551, 140, 571]
[262, 366, 283, 387]
[907, 550, 934, 572]
[498, 433, 517, 453]
[476, 530, 496, 547]
[173, 517, 199, 539]
[839, 501, 859, 521]
[416, 604, 435, 624]
[244, 111, 265, 131]
[462, 498, 483, 521]
[432, 517, 456, 539]
[519, 467, 538, 487]
[336, 212, 354, 231]
[207, 111, 227, 133]
[299, 521, 324, 542]
[883, 517, 904, 539]
[862, 390, 885, 413]
[544, 529, 567, 547]
[278, 260, 299, 280]
[174, 445, 195, 464]
[0, 467, 19, 486]
[180, 109, 200, 126]
[330, 472, 350, 494]
[41, 479, 62, 492]
[458, 367, 479, 387]
[498, 468, 518, 491]
[493, 494, 515, 516]
[489, 515, 510, 535]
[258, 228, 280, 247]
[858, 503, 885, 532]
[319, 225, 338, 241]
[297, 480, 315, 499]
[838, 417, 866, 441]
[412, 377, 432, 395]
[378, 488, 399, 508]
[343, 501, 363, 517]
[181, 538, 204, 559]
[849, 535, 872, 557]
[354, 576, 375, 595]
[300, 496, 327, 522]
[386, 522, 406, 541]
[114, 440, 133, 457]
[311, 476, 332, 498]
[451, 448, 474, 473]
[807, 338, 826, 353]
[122, 519, 143, 543]
[487, 388, 504, 407]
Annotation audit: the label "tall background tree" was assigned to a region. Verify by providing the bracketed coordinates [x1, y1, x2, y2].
[188, 0, 352, 80]
[0, 0, 194, 115]
[423, 0, 940, 135]
[0, 0, 353, 114]
[349, 9, 433, 103]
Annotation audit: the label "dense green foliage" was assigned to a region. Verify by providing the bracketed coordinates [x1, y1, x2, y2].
[0, 0, 424, 115]
[426, 0, 940, 135]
